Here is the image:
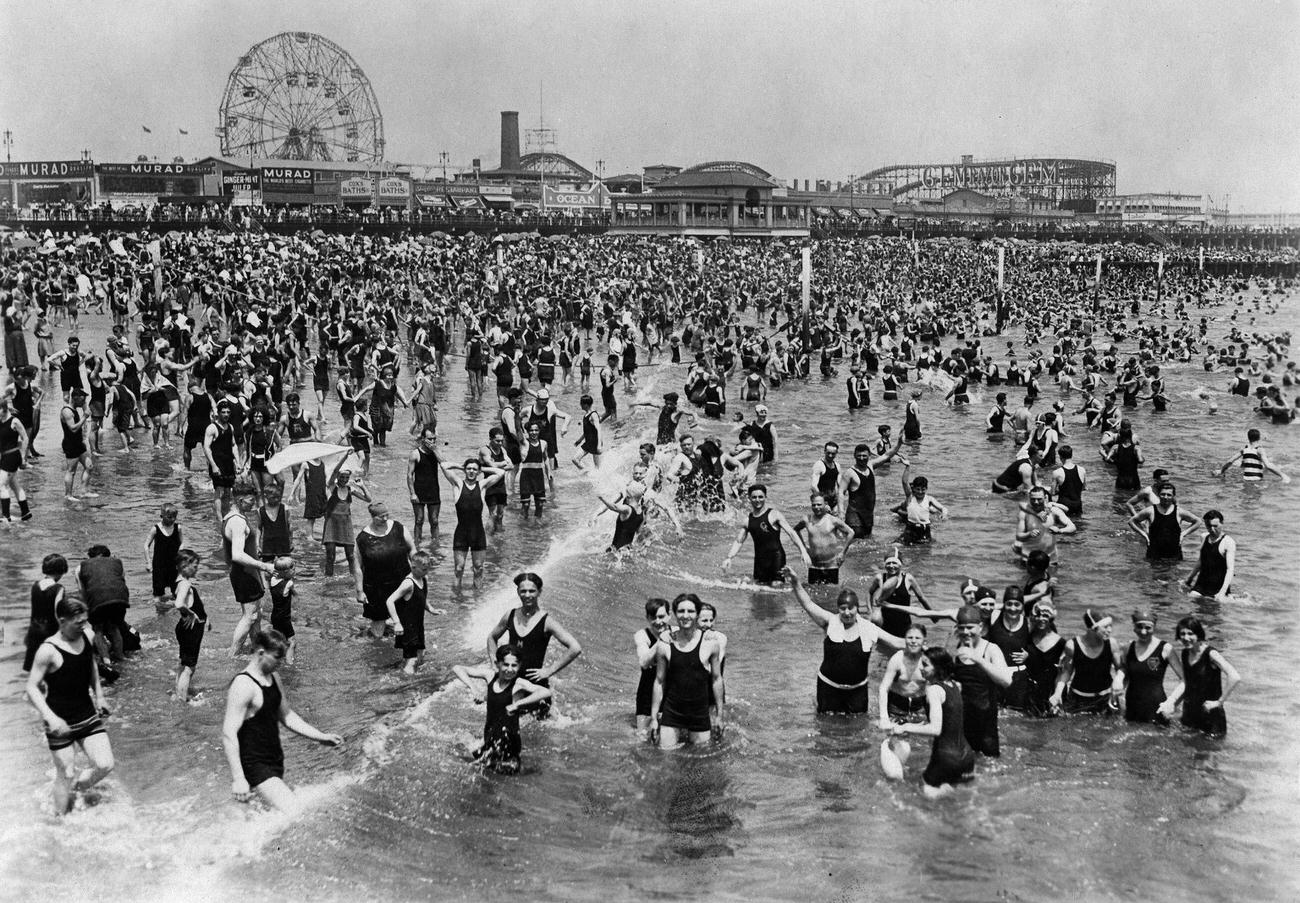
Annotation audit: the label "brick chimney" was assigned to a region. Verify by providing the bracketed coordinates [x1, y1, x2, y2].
[500, 111, 520, 171]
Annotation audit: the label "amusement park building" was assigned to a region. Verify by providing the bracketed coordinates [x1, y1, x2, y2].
[857, 154, 1116, 209]
[608, 160, 810, 237]
[1094, 192, 1228, 226]
[0, 157, 422, 210]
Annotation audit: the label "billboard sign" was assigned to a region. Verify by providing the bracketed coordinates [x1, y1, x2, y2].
[0, 160, 94, 179]
[221, 171, 261, 193]
[919, 160, 1061, 192]
[340, 177, 375, 199]
[17, 181, 89, 203]
[543, 186, 606, 209]
[260, 166, 316, 193]
[97, 162, 212, 176]
[378, 178, 410, 198]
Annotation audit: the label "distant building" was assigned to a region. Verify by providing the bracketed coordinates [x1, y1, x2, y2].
[860, 155, 1116, 205]
[1095, 192, 1228, 226]
[1221, 211, 1300, 229]
[608, 160, 809, 238]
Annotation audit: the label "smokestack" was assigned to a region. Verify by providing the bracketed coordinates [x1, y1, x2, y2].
[500, 111, 520, 171]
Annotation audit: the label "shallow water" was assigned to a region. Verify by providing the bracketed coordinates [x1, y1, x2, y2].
[1, 284, 1297, 903]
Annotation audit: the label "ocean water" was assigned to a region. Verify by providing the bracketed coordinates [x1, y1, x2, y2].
[1, 282, 1297, 903]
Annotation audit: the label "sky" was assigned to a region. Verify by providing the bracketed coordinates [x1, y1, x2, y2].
[2, 0, 1298, 210]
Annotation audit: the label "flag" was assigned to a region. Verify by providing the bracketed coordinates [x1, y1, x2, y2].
[142, 125, 152, 133]
[179, 129, 189, 135]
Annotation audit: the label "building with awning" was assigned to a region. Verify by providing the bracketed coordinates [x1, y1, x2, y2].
[608, 160, 809, 238]
[199, 156, 413, 209]
[0, 160, 96, 206]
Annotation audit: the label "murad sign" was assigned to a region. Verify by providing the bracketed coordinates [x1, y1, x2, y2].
[0, 161, 94, 178]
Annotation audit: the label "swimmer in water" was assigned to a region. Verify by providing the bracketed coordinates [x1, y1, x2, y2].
[25, 597, 115, 815]
[453, 644, 553, 774]
[723, 483, 811, 585]
[789, 567, 903, 716]
[648, 593, 725, 748]
[1048, 608, 1124, 715]
[877, 624, 931, 775]
[1216, 428, 1290, 483]
[633, 599, 674, 736]
[892, 464, 948, 544]
[221, 628, 343, 814]
[385, 551, 442, 675]
[697, 602, 728, 739]
[883, 647, 977, 797]
[1184, 510, 1237, 602]
[1012, 485, 1076, 562]
[793, 491, 854, 585]
[1163, 615, 1241, 737]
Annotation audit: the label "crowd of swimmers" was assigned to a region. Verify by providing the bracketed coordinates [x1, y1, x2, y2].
[3, 227, 1292, 811]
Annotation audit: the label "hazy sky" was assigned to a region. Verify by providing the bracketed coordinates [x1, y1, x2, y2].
[2, 0, 1297, 210]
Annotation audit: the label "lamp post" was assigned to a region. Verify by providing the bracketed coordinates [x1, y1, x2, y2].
[2, 129, 13, 163]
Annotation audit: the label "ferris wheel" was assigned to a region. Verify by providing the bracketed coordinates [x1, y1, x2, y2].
[217, 32, 385, 163]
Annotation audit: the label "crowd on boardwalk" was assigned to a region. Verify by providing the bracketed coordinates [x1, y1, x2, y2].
[2, 225, 1293, 813]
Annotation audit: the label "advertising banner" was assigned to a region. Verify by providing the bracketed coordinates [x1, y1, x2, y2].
[97, 162, 213, 176]
[221, 171, 261, 194]
[0, 160, 94, 179]
[260, 167, 316, 193]
[340, 177, 374, 200]
[377, 178, 411, 205]
[543, 186, 606, 209]
[17, 181, 88, 204]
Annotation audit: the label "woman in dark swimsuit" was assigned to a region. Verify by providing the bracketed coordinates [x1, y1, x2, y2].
[1166, 615, 1241, 737]
[883, 647, 976, 797]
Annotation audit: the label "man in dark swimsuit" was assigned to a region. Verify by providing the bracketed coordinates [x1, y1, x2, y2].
[486, 573, 582, 719]
[723, 483, 810, 585]
[649, 593, 725, 747]
[222, 629, 342, 814]
[223, 494, 274, 657]
[1127, 482, 1199, 560]
[407, 426, 442, 544]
